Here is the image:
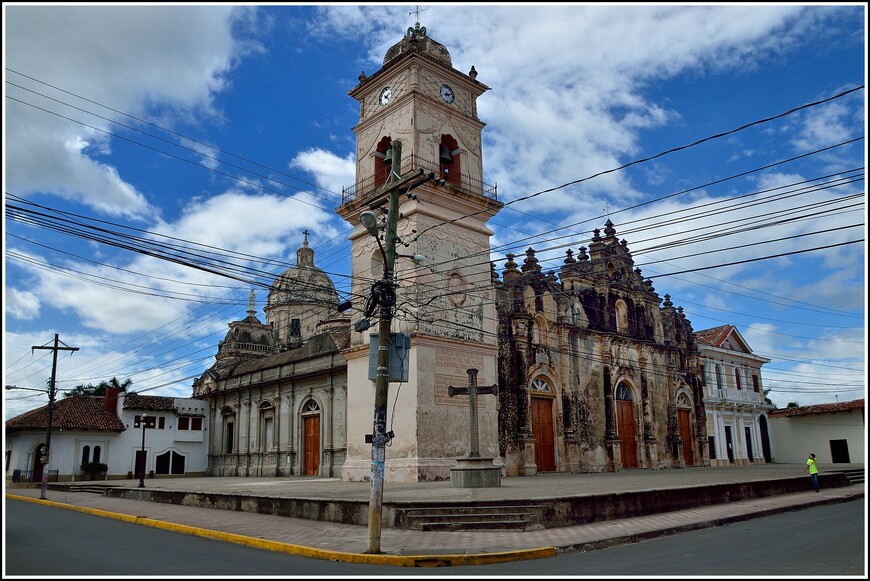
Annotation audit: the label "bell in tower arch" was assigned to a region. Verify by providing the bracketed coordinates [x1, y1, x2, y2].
[439, 143, 453, 165]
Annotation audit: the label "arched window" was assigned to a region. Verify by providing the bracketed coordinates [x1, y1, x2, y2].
[530, 378, 550, 393]
[374, 136, 392, 186]
[93, 446, 101, 463]
[715, 364, 724, 391]
[439, 134, 461, 186]
[259, 401, 275, 451]
[677, 393, 691, 407]
[615, 299, 629, 333]
[616, 383, 633, 401]
[221, 406, 236, 455]
[533, 317, 547, 346]
[156, 450, 186, 475]
[734, 367, 743, 391]
[81, 446, 90, 467]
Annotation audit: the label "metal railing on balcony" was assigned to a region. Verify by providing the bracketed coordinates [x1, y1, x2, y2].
[341, 153, 497, 206]
[222, 341, 274, 354]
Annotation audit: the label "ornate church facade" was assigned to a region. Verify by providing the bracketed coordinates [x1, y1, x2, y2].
[192, 22, 709, 481]
[493, 224, 707, 475]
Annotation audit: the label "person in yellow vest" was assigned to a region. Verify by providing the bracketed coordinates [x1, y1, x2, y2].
[803, 452, 820, 492]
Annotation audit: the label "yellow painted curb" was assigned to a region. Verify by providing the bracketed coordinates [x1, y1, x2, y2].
[6, 494, 556, 567]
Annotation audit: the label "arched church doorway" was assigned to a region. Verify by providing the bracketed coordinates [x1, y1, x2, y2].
[616, 382, 638, 469]
[302, 400, 321, 476]
[530, 378, 556, 472]
[677, 393, 694, 466]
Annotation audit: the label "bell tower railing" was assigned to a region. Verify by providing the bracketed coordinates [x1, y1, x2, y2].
[341, 153, 497, 207]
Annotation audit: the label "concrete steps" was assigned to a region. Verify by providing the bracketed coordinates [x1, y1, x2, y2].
[836, 468, 865, 485]
[50, 482, 118, 494]
[398, 504, 546, 531]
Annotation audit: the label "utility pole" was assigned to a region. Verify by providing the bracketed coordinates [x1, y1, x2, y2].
[32, 333, 79, 499]
[365, 140, 434, 554]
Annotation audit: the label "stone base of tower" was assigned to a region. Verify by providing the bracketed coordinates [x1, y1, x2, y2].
[341, 457, 464, 483]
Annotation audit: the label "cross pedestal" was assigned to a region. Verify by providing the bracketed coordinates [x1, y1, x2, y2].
[448, 368, 501, 488]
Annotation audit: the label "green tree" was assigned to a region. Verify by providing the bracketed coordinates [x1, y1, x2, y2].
[64, 377, 132, 398]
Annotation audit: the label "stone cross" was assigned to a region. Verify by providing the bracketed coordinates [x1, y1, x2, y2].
[448, 368, 497, 458]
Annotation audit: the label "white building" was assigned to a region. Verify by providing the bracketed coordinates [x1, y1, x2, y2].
[5, 388, 209, 483]
[768, 399, 865, 464]
[696, 325, 773, 466]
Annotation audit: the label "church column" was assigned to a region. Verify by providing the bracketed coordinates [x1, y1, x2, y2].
[603, 362, 619, 471]
[286, 387, 296, 475]
[275, 384, 282, 476]
[640, 367, 657, 468]
[208, 397, 219, 476]
[324, 375, 335, 477]
[736, 408, 747, 465]
[713, 410, 724, 465]
[692, 375, 709, 465]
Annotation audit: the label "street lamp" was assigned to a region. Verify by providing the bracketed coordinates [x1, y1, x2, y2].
[138, 414, 149, 488]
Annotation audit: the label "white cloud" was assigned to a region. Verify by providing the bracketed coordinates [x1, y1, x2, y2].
[4, 5, 256, 219]
[5, 288, 41, 319]
[289, 148, 356, 200]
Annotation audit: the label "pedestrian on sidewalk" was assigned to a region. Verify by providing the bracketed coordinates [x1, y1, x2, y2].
[803, 452, 820, 492]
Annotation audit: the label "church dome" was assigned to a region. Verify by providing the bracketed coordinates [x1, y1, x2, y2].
[267, 237, 338, 308]
[383, 21, 451, 68]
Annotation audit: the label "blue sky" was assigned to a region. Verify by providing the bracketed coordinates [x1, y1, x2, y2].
[3, 3, 866, 420]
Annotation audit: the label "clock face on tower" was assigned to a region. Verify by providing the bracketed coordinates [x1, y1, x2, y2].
[439, 84, 455, 104]
[378, 86, 392, 106]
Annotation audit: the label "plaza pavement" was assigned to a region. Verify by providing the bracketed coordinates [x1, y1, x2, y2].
[5, 463, 864, 567]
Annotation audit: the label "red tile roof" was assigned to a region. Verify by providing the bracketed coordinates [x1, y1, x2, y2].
[122, 392, 176, 411]
[694, 325, 734, 347]
[4, 395, 126, 433]
[768, 398, 865, 418]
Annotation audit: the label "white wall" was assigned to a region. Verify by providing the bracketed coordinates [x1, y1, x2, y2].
[768, 409, 865, 464]
[6, 395, 209, 481]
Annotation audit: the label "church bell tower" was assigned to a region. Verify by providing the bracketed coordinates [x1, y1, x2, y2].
[337, 20, 504, 482]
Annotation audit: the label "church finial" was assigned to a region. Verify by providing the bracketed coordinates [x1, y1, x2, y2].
[410, 5, 428, 26]
[247, 289, 256, 317]
[297, 232, 315, 267]
[406, 6, 428, 38]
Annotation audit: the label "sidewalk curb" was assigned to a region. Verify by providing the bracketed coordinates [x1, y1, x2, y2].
[7, 490, 862, 567]
[6, 494, 557, 567]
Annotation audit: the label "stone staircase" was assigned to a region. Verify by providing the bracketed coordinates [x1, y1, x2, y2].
[836, 468, 865, 485]
[396, 504, 546, 532]
[49, 482, 117, 494]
